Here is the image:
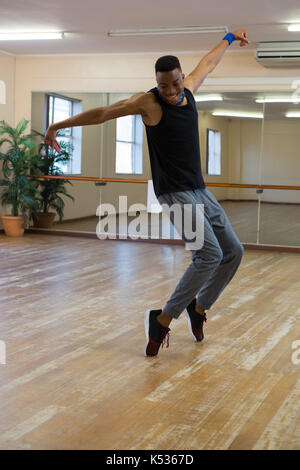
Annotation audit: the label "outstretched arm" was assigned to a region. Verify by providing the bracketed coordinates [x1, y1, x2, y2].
[184, 29, 249, 94]
[44, 92, 148, 153]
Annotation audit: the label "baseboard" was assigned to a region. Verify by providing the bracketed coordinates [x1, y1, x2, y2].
[20, 228, 300, 253]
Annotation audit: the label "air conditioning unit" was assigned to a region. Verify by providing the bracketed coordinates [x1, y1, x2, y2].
[255, 41, 300, 67]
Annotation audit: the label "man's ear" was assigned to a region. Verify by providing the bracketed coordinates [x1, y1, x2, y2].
[182, 73, 185, 80]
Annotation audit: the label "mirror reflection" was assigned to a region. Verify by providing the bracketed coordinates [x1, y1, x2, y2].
[258, 93, 300, 247]
[258, 190, 300, 247]
[29, 91, 272, 245]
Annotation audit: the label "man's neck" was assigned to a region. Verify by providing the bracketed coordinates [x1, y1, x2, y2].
[157, 89, 186, 106]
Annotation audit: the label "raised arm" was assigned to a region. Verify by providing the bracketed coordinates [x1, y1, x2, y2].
[44, 92, 148, 153]
[184, 29, 249, 94]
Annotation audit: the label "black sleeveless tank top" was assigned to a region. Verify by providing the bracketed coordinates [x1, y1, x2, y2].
[144, 87, 206, 198]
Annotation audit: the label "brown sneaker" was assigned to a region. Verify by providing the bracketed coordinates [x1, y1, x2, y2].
[144, 309, 170, 357]
[184, 298, 207, 342]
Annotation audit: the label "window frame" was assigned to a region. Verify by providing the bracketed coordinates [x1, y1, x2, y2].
[45, 93, 82, 175]
[115, 114, 143, 175]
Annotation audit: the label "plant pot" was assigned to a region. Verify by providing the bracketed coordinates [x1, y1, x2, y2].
[1, 215, 24, 237]
[32, 212, 56, 228]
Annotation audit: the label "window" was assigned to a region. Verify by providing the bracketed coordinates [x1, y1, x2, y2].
[206, 128, 221, 175]
[47, 93, 82, 174]
[115, 114, 143, 174]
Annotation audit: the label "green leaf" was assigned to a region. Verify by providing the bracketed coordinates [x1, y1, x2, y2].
[15, 119, 30, 136]
[0, 120, 16, 138]
[1, 119, 76, 222]
[19, 136, 36, 150]
[0, 138, 12, 149]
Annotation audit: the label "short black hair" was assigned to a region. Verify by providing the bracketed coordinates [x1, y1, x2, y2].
[155, 55, 182, 74]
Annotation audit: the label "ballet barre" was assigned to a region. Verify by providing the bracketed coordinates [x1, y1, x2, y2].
[29, 175, 300, 191]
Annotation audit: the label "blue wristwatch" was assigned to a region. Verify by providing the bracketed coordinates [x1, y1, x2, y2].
[223, 32, 235, 45]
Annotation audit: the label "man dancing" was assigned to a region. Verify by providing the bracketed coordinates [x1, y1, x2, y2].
[45, 29, 249, 357]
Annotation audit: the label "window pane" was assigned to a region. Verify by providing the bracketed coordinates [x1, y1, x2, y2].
[133, 114, 143, 174]
[55, 136, 72, 173]
[53, 97, 71, 121]
[117, 115, 133, 142]
[133, 144, 143, 174]
[208, 130, 215, 174]
[116, 141, 132, 173]
[55, 161, 68, 173]
[58, 127, 72, 137]
[208, 129, 221, 175]
[57, 136, 72, 150]
[214, 131, 221, 174]
[53, 97, 72, 135]
[49, 96, 54, 125]
[46, 95, 81, 175]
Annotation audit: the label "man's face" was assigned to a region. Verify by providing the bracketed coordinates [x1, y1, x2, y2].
[156, 68, 185, 105]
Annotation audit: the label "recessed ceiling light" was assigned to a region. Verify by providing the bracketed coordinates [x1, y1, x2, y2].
[285, 112, 300, 117]
[195, 94, 223, 102]
[0, 32, 63, 40]
[288, 24, 300, 32]
[108, 26, 228, 37]
[256, 97, 300, 103]
[212, 110, 263, 119]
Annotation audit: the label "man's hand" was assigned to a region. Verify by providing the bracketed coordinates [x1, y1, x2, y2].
[44, 125, 61, 153]
[232, 29, 249, 47]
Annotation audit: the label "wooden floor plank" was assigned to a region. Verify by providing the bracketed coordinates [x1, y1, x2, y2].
[0, 233, 299, 450]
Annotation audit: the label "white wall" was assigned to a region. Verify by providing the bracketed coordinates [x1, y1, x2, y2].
[0, 52, 16, 220]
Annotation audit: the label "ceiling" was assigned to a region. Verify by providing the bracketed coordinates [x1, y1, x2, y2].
[1, 0, 300, 56]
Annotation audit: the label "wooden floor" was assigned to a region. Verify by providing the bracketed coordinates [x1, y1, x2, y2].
[0, 233, 300, 450]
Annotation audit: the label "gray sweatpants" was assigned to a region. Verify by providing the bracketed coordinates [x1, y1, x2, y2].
[157, 187, 244, 319]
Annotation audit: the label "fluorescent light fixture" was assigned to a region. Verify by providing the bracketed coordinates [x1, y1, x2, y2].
[285, 112, 300, 117]
[195, 94, 223, 102]
[212, 110, 263, 119]
[0, 32, 63, 40]
[288, 24, 300, 32]
[256, 97, 300, 103]
[108, 25, 228, 37]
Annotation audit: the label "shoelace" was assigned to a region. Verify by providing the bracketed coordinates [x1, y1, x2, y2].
[161, 330, 170, 349]
[201, 313, 207, 323]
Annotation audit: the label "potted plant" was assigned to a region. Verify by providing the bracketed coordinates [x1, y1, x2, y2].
[30, 129, 75, 228]
[0, 119, 41, 237]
